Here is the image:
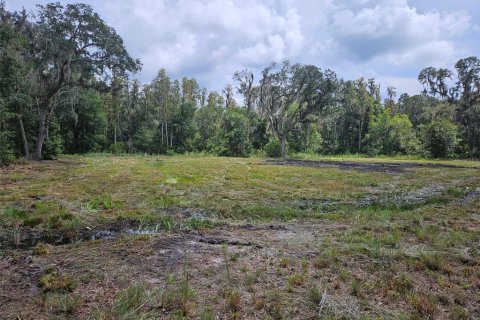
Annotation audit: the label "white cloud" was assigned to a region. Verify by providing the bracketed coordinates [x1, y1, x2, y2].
[329, 0, 470, 62]
[7, 0, 479, 95]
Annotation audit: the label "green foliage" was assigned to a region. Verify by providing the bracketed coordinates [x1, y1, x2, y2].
[42, 117, 63, 160]
[60, 89, 109, 154]
[132, 125, 155, 153]
[420, 119, 461, 158]
[39, 273, 77, 293]
[219, 108, 252, 157]
[111, 284, 151, 318]
[171, 102, 196, 153]
[367, 109, 419, 155]
[264, 138, 285, 158]
[110, 142, 127, 154]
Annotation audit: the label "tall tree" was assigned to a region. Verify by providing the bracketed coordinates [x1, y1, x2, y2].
[455, 57, 480, 156]
[259, 61, 337, 157]
[25, 3, 140, 159]
[233, 69, 256, 111]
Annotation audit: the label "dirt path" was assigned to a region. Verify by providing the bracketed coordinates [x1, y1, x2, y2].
[265, 159, 471, 173]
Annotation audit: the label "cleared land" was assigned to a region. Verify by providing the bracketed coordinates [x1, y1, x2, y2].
[0, 155, 479, 319]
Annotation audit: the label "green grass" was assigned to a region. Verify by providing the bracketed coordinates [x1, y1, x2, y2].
[1, 154, 479, 319]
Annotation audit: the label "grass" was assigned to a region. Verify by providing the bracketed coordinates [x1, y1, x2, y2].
[1, 154, 479, 319]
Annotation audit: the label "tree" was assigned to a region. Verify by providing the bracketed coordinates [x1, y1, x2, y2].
[455, 57, 480, 157]
[25, 3, 140, 159]
[420, 119, 461, 158]
[367, 109, 419, 156]
[258, 61, 337, 158]
[0, 4, 31, 161]
[233, 69, 256, 111]
[222, 83, 236, 108]
[418, 67, 453, 99]
[219, 108, 252, 157]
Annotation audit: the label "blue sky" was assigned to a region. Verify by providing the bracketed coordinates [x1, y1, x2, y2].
[7, 0, 480, 97]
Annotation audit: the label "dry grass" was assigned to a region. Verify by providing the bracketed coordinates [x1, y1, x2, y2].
[1, 154, 479, 319]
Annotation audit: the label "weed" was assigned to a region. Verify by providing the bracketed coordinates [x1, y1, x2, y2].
[308, 285, 322, 308]
[199, 308, 215, 320]
[351, 279, 361, 296]
[409, 293, 436, 319]
[33, 243, 51, 255]
[45, 293, 81, 314]
[313, 256, 330, 269]
[226, 290, 241, 312]
[182, 217, 222, 230]
[2, 207, 28, 246]
[420, 253, 443, 271]
[279, 257, 289, 268]
[392, 273, 413, 295]
[450, 305, 469, 320]
[39, 273, 77, 293]
[287, 274, 305, 287]
[111, 284, 153, 318]
[266, 290, 284, 320]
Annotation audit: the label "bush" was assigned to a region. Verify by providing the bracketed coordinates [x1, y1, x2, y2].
[420, 119, 461, 158]
[367, 110, 419, 155]
[42, 117, 63, 160]
[0, 130, 14, 166]
[110, 142, 126, 154]
[219, 108, 252, 157]
[264, 138, 285, 158]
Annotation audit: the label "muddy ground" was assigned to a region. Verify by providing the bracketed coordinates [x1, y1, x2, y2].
[265, 159, 471, 173]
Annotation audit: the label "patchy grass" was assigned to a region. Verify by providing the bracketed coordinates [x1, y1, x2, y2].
[0, 154, 479, 319]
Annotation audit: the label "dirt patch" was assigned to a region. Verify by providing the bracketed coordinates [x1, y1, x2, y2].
[266, 159, 470, 173]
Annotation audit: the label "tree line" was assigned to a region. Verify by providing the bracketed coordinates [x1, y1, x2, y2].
[1, 3, 479, 165]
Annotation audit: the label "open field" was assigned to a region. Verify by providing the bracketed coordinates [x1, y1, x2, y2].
[1, 155, 479, 319]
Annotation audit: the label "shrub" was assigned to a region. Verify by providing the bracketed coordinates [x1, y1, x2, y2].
[220, 108, 252, 157]
[367, 109, 419, 155]
[110, 142, 126, 154]
[39, 273, 77, 292]
[420, 119, 461, 158]
[264, 138, 285, 158]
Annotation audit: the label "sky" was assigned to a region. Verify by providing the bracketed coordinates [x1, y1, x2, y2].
[7, 0, 480, 98]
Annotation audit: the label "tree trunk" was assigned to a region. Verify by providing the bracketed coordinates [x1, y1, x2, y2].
[33, 109, 47, 160]
[280, 135, 286, 159]
[17, 115, 29, 158]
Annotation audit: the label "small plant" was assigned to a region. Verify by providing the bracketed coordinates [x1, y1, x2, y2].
[301, 259, 308, 272]
[86, 195, 118, 210]
[313, 256, 330, 269]
[33, 243, 51, 255]
[450, 304, 469, 320]
[45, 293, 81, 314]
[111, 284, 151, 318]
[308, 285, 322, 308]
[39, 273, 77, 293]
[266, 290, 283, 320]
[162, 254, 195, 316]
[200, 308, 216, 320]
[226, 290, 241, 312]
[420, 253, 443, 271]
[3, 207, 28, 246]
[409, 293, 436, 318]
[279, 257, 289, 268]
[351, 279, 361, 296]
[287, 274, 305, 287]
[392, 273, 413, 295]
[223, 245, 231, 283]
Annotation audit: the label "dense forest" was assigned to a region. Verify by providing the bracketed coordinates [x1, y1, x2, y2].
[1, 2, 479, 165]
